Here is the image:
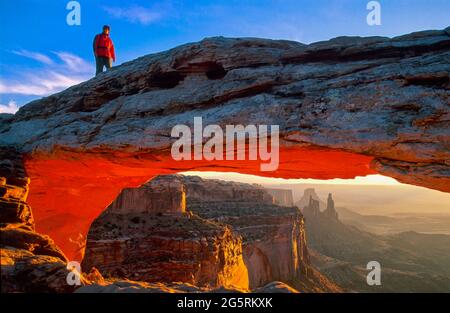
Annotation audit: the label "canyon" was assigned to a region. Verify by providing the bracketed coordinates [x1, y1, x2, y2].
[82, 175, 249, 290]
[82, 174, 340, 292]
[0, 28, 449, 292]
[183, 176, 339, 292]
[300, 188, 450, 292]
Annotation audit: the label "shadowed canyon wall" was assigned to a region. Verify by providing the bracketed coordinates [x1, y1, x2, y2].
[0, 148, 79, 292]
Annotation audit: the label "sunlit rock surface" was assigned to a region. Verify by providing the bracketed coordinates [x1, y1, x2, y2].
[107, 174, 187, 214]
[82, 174, 341, 292]
[182, 175, 340, 292]
[82, 175, 249, 290]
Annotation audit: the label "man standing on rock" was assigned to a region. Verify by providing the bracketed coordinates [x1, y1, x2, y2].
[93, 25, 116, 76]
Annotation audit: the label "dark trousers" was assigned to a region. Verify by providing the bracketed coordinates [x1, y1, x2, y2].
[95, 56, 112, 76]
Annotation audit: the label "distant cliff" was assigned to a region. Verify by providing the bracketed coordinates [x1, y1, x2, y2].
[302, 189, 450, 292]
[265, 188, 294, 206]
[107, 174, 187, 214]
[82, 175, 249, 290]
[295, 188, 325, 211]
[182, 175, 340, 292]
[82, 175, 341, 292]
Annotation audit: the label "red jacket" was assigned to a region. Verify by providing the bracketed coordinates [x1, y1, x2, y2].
[93, 33, 115, 61]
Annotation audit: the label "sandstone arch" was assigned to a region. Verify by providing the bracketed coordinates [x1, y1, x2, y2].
[1, 28, 449, 260]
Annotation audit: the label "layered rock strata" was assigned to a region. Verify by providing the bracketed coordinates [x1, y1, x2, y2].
[182, 176, 340, 292]
[82, 175, 341, 292]
[82, 175, 249, 290]
[0, 147, 81, 293]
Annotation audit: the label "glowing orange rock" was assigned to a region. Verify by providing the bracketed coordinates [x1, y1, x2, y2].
[24, 145, 375, 261]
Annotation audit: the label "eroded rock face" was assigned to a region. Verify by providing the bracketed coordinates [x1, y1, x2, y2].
[302, 193, 450, 292]
[83, 174, 340, 292]
[265, 188, 294, 206]
[323, 194, 338, 220]
[82, 176, 249, 290]
[295, 188, 325, 211]
[179, 175, 274, 204]
[182, 175, 339, 292]
[0, 28, 448, 259]
[107, 174, 186, 214]
[183, 178, 307, 287]
[0, 148, 32, 229]
[0, 147, 82, 293]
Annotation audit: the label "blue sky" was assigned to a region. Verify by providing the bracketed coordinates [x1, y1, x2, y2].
[1, 0, 449, 113]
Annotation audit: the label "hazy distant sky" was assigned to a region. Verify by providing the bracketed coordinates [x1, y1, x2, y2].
[181, 171, 450, 214]
[1, 0, 450, 112]
[182, 171, 402, 186]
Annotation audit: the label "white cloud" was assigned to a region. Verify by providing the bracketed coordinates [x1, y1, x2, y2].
[30, 71, 84, 91]
[0, 71, 87, 96]
[1, 51, 93, 96]
[0, 81, 49, 96]
[12, 49, 54, 65]
[53, 51, 94, 73]
[0, 100, 19, 114]
[103, 5, 161, 25]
